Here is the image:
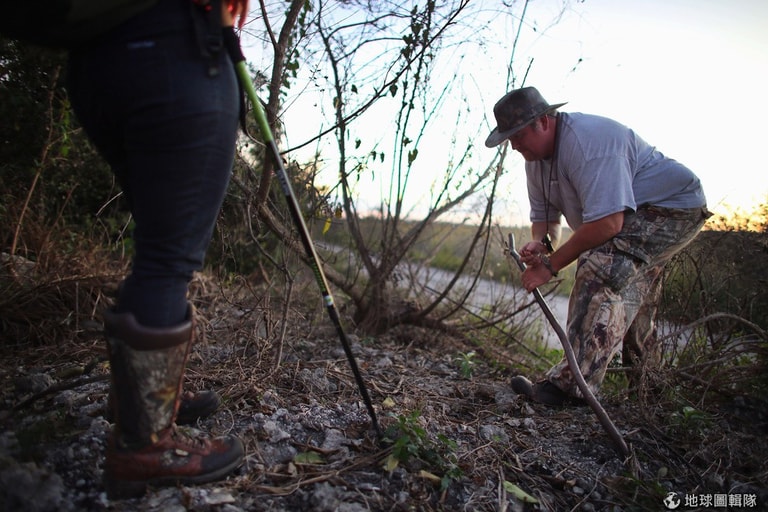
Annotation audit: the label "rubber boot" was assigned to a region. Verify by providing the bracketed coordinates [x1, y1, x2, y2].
[102, 308, 244, 499]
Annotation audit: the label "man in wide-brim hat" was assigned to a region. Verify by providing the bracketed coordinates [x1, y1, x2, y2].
[486, 86, 711, 406]
[485, 87, 566, 148]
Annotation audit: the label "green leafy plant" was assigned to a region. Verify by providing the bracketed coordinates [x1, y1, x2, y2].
[671, 405, 710, 433]
[665, 404, 715, 446]
[383, 410, 462, 490]
[455, 350, 477, 378]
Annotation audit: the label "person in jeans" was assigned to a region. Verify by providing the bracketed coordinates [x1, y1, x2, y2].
[66, 0, 250, 498]
[485, 87, 710, 406]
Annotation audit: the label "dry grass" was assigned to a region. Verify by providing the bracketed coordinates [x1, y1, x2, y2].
[0, 249, 124, 346]
[1, 225, 767, 509]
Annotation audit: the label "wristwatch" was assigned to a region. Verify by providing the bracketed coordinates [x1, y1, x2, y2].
[540, 254, 558, 277]
[541, 234, 555, 253]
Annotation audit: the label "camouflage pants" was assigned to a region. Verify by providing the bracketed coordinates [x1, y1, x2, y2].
[546, 206, 711, 398]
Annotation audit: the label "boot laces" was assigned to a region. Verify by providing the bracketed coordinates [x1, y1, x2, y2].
[169, 424, 210, 450]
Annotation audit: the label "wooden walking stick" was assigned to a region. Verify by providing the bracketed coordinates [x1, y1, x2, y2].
[507, 234, 630, 457]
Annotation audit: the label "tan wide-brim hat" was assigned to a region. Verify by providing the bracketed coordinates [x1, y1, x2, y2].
[485, 87, 567, 148]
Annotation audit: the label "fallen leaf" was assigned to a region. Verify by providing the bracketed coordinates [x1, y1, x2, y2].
[418, 470, 441, 485]
[294, 451, 324, 464]
[503, 481, 540, 504]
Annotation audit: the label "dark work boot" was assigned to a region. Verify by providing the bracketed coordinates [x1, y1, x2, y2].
[102, 308, 244, 499]
[510, 375, 586, 407]
[176, 389, 222, 425]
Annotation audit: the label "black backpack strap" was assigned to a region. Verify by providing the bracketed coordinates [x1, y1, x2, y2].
[222, 27, 249, 134]
[190, 0, 223, 76]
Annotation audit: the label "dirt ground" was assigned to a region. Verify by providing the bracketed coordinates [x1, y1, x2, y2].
[1, 276, 767, 511]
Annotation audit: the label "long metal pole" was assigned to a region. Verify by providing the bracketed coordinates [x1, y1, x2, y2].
[508, 234, 629, 457]
[224, 29, 383, 440]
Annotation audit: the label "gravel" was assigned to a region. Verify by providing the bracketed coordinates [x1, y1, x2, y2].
[2, 289, 767, 511]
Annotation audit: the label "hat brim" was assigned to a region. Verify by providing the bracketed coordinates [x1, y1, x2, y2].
[484, 102, 567, 148]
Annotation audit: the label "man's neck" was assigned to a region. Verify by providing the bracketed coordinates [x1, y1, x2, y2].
[544, 116, 559, 161]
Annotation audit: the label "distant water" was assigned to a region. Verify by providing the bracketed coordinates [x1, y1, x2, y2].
[318, 242, 687, 352]
[401, 262, 689, 352]
[399, 262, 570, 349]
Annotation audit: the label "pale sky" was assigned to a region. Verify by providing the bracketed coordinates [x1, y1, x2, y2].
[519, 0, 768, 220]
[247, 0, 768, 226]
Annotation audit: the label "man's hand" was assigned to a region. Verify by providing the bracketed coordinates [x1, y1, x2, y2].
[520, 211, 625, 292]
[519, 240, 548, 266]
[518, 240, 553, 292]
[521, 255, 554, 291]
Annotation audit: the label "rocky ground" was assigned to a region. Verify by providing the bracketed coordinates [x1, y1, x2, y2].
[1, 277, 767, 512]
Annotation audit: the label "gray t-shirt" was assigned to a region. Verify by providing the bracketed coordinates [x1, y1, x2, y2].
[526, 112, 706, 230]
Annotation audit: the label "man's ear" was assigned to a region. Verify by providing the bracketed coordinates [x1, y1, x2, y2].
[540, 114, 553, 131]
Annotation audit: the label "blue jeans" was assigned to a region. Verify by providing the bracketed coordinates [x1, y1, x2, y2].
[67, 0, 239, 328]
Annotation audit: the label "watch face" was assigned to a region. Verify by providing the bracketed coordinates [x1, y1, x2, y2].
[542, 233, 554, 253]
